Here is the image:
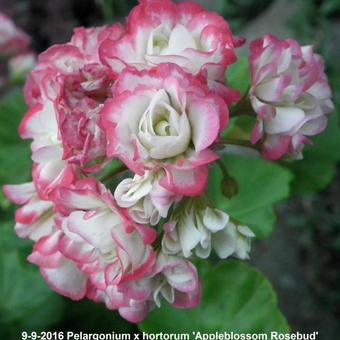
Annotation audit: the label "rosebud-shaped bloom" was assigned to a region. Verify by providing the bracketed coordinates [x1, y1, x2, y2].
[99, 0, 242, 103]
[162, 203, 231, 258]
[249, 34, 334, 159]
[91, 252, 201, 320]
[56, 178, 157, 290]
[20, 70, 76, 199]
[152, 253, 201, 308]
[0, 12, 30, 55]
[103, 63, 228, 196]
[3, 182, 56, 241]
[88, 278, 154, 323]
[22, 24, 124, 173]
[114, 171, 181, 225]
[28, 230, 88, 300]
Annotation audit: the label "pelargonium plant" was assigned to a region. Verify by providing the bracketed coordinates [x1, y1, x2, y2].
[3, 0, 333, 323]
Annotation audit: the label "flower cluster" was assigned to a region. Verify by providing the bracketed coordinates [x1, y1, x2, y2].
[249, 34, 334, 160]
[3, 0, 333, 323]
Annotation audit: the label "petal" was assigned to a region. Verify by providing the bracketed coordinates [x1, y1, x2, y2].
[265, 106, 306, 134]
[3, 182, 35, 205]
[15, 213, 55, 241]
[188, 98, 220, 152]
[40, 260, 87, 300]
[203, 207, 229, 232]
[15, 198, 53, 225]
[212, 225, 237, 259]
[161, 165, 209, 196]
[262, 134, 291, 160]
[19, 101, 58, 139]
[162, 24, 196, 55]
[178, 210, 201, 257]
[118, 303, 150, 323]
[67, 210, 119, 253]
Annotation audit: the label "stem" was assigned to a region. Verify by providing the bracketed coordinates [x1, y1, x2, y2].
[218, 138, 261, 151]
[98, 0, 115, 22]
[216, 159, 239, 199]
[98, 164, 128, 183]
[216, 159, 231, 178]
[230, 88, 255, 117]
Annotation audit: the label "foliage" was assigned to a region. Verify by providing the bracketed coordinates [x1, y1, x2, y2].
[286, 114, 340, 194]
[207, 155, 293, 239]
[219, 0, 274, 31]
[98, 0, 138, 22]
[226, 57, 250, 97]
[0, 223, 64, 338]
[0, 90, 31, 186]
[140, 260, 290, 333]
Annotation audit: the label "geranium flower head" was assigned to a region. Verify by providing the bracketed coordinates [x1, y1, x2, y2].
[102, 63, 227, 196]
[249, 34, 334, 160]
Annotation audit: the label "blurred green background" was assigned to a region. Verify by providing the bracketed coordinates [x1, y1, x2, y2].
[0, 0, 339, 339]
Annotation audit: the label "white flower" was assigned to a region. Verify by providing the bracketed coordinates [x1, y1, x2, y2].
[151, 252, 200, 309]
[162, 203, 255, 259]
[114, 171, 180, 225]
[212, 222, 255, 260]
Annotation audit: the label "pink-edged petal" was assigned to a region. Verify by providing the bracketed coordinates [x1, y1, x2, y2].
[255, 75, 292, 102]
[265, 106, 306, 135]
[118, 303, 150, 324]
[188, 98, 221, 152]
[173, 285, 201, 309]
[19, 101, 58, 139]
[161, 165, 209, 197]
[263, 135, 291, 160]
[57, 187, 106, 211]
[2, 182, 35, 204]
[40, 260, 87, 300]
[58, 234, 96, 263]
[15, 213, 55, 241]
[15, 198, 52, 225]
[67, 210, 119, 253]
[251, 121, 263, 144]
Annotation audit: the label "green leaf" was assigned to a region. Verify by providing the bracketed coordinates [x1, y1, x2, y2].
[226, 57, 250, 97]
[207, 155, 293, 239]
[0, 249, 64, 336]
[60, 300, 134, 333]
[0, 144, 31, 185]
[0, 221, 32, 252]
[0, 218, 64, 336]
[0, 89, 26, 145]
[222, 115, 256, 140]
[286, 114, 340, 194]
[0, 90, 31, 187]
[140, 260, 290, 333]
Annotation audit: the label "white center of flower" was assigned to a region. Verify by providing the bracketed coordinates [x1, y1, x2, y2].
[100, 248, 117, 263]
[137, 89, 191, 160]
[146, 24, 198, 57]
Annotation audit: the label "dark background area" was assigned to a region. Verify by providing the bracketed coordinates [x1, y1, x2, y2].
[0, 0, 339, 338]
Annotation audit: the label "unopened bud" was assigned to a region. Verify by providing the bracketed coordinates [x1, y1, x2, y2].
[221, 175, 239, 199]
